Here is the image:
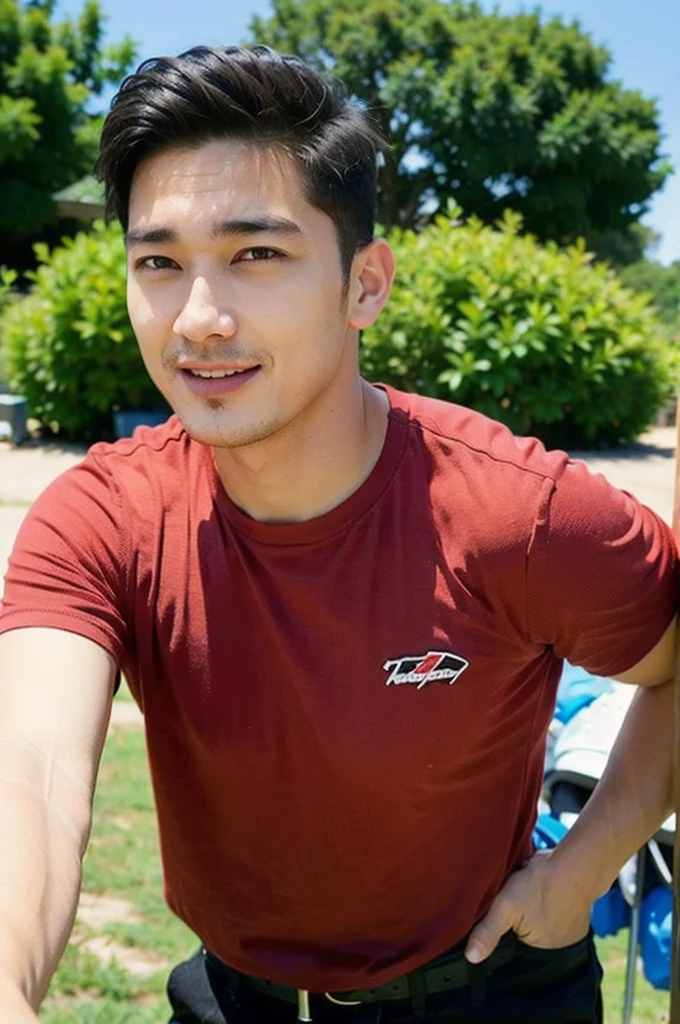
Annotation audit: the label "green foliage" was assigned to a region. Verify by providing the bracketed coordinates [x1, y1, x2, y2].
[250, 0, 670, 259]
[0, 265, 18, 306]
[1, 221, 161, 440]
[361, 205, 676, 447]
[0, 0, 135, 261]
[0, 266, 18, 382]
[619, 259, 680, 339]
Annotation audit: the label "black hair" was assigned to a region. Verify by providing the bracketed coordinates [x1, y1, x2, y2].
[96, 45, 387, 282]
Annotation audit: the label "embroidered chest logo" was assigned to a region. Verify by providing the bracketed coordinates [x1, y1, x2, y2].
[382, 650, 469, 690]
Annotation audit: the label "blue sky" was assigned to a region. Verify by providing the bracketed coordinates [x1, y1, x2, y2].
[55, 0, 680, 265]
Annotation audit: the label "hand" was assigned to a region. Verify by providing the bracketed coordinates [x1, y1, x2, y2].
[464, 849, 592, 964]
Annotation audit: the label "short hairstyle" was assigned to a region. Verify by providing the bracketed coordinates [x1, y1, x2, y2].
[96, 45, 387, 281]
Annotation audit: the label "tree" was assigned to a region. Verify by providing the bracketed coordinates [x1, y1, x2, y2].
[0, 0, 135, 268]
[250, 0, 670, 259]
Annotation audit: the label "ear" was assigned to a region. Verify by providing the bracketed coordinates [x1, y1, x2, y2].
[347, 239, 396, 330]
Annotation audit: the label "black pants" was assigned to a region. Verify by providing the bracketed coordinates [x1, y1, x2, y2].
[167, 934, 603, 1023]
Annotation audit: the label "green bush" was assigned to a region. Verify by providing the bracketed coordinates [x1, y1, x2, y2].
[2, 221, 161, 440]
[619, 259, 680, 342]
[362, 206, 677, 447]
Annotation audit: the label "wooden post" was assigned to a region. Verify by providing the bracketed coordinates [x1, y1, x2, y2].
[671, 400, 680, 1022]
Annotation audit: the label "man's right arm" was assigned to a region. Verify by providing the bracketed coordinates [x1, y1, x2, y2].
[0, 627, 115, 1020]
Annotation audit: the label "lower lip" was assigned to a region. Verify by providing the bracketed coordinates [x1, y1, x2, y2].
[180, 367, 260, 397]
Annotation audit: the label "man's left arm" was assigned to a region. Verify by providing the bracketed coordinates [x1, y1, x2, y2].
[465, 616, 677, 963]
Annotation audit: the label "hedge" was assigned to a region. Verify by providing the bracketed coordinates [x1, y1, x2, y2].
[362, 205, 676, 447]
[2, 221, 161, 440]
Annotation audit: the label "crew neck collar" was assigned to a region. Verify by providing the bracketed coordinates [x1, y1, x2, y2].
[208, 385, 409, 546]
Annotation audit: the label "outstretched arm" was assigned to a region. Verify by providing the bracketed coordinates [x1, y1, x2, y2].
[0, 628, 115, 1018]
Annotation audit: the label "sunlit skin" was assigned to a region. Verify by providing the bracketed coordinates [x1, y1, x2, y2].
[126, 141, 396, 522]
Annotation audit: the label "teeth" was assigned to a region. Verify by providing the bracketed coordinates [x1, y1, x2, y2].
[190, 369, 243, 378]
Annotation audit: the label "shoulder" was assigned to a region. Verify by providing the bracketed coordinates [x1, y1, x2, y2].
[381, 386, 649, 555]
[87, 415, 192, 473]
[79, 415, 207, 506]
[383, 385, 570, 486]
[29, 415, 206, 543]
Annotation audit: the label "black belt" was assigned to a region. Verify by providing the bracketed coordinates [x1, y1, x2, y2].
[205, 931, 517, 1013]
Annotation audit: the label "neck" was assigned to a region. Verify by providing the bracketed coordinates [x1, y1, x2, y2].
[212, 379, 389, 523]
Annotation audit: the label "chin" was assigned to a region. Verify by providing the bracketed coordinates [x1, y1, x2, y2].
[176, 410, 279, 450]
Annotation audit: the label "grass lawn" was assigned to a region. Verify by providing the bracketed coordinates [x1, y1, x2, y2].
[41, 719, 671, 1023]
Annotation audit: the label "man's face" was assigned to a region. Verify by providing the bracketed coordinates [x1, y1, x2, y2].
[126, 140, 360, 449]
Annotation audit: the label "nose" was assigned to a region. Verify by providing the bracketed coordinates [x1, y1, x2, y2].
[173, 275, 237, 343]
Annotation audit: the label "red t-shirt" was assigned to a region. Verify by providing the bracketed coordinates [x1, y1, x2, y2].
[1, 386, 677, 991]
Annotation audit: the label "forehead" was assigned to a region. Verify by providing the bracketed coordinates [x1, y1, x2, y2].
[128, 140, 312, 228]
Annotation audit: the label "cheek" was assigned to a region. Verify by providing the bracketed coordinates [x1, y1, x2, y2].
[127, 281, 172, 340]
[271, 277, 343, 339]
[126, 278, 147, 330]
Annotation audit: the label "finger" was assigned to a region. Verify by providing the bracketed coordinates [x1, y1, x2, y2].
[464, 896, 517, 964]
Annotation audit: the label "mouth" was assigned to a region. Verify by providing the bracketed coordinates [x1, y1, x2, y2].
[186, 368, 255, 379]
[179, 364, 261, 396]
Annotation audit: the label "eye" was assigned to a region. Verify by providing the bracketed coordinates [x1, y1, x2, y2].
[134, 255, 179, 271]
[236, 247, 283, 263]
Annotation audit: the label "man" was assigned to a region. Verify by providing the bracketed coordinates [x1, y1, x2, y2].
[0, 45, 676, 1024]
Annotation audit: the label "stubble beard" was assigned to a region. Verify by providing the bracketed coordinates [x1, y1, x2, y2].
[183, 395, 286, 451]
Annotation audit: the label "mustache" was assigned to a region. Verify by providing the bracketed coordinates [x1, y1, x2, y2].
[164, 345, 261, 366]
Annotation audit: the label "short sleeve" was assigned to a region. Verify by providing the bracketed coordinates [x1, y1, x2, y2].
[526, 459, 679, 677]
[0, 453, 128, 663]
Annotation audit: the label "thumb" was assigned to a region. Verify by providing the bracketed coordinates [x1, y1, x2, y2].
[464, 897, 517, 964]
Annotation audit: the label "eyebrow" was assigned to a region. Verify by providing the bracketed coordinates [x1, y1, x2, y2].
[125, 216, 304, 248]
